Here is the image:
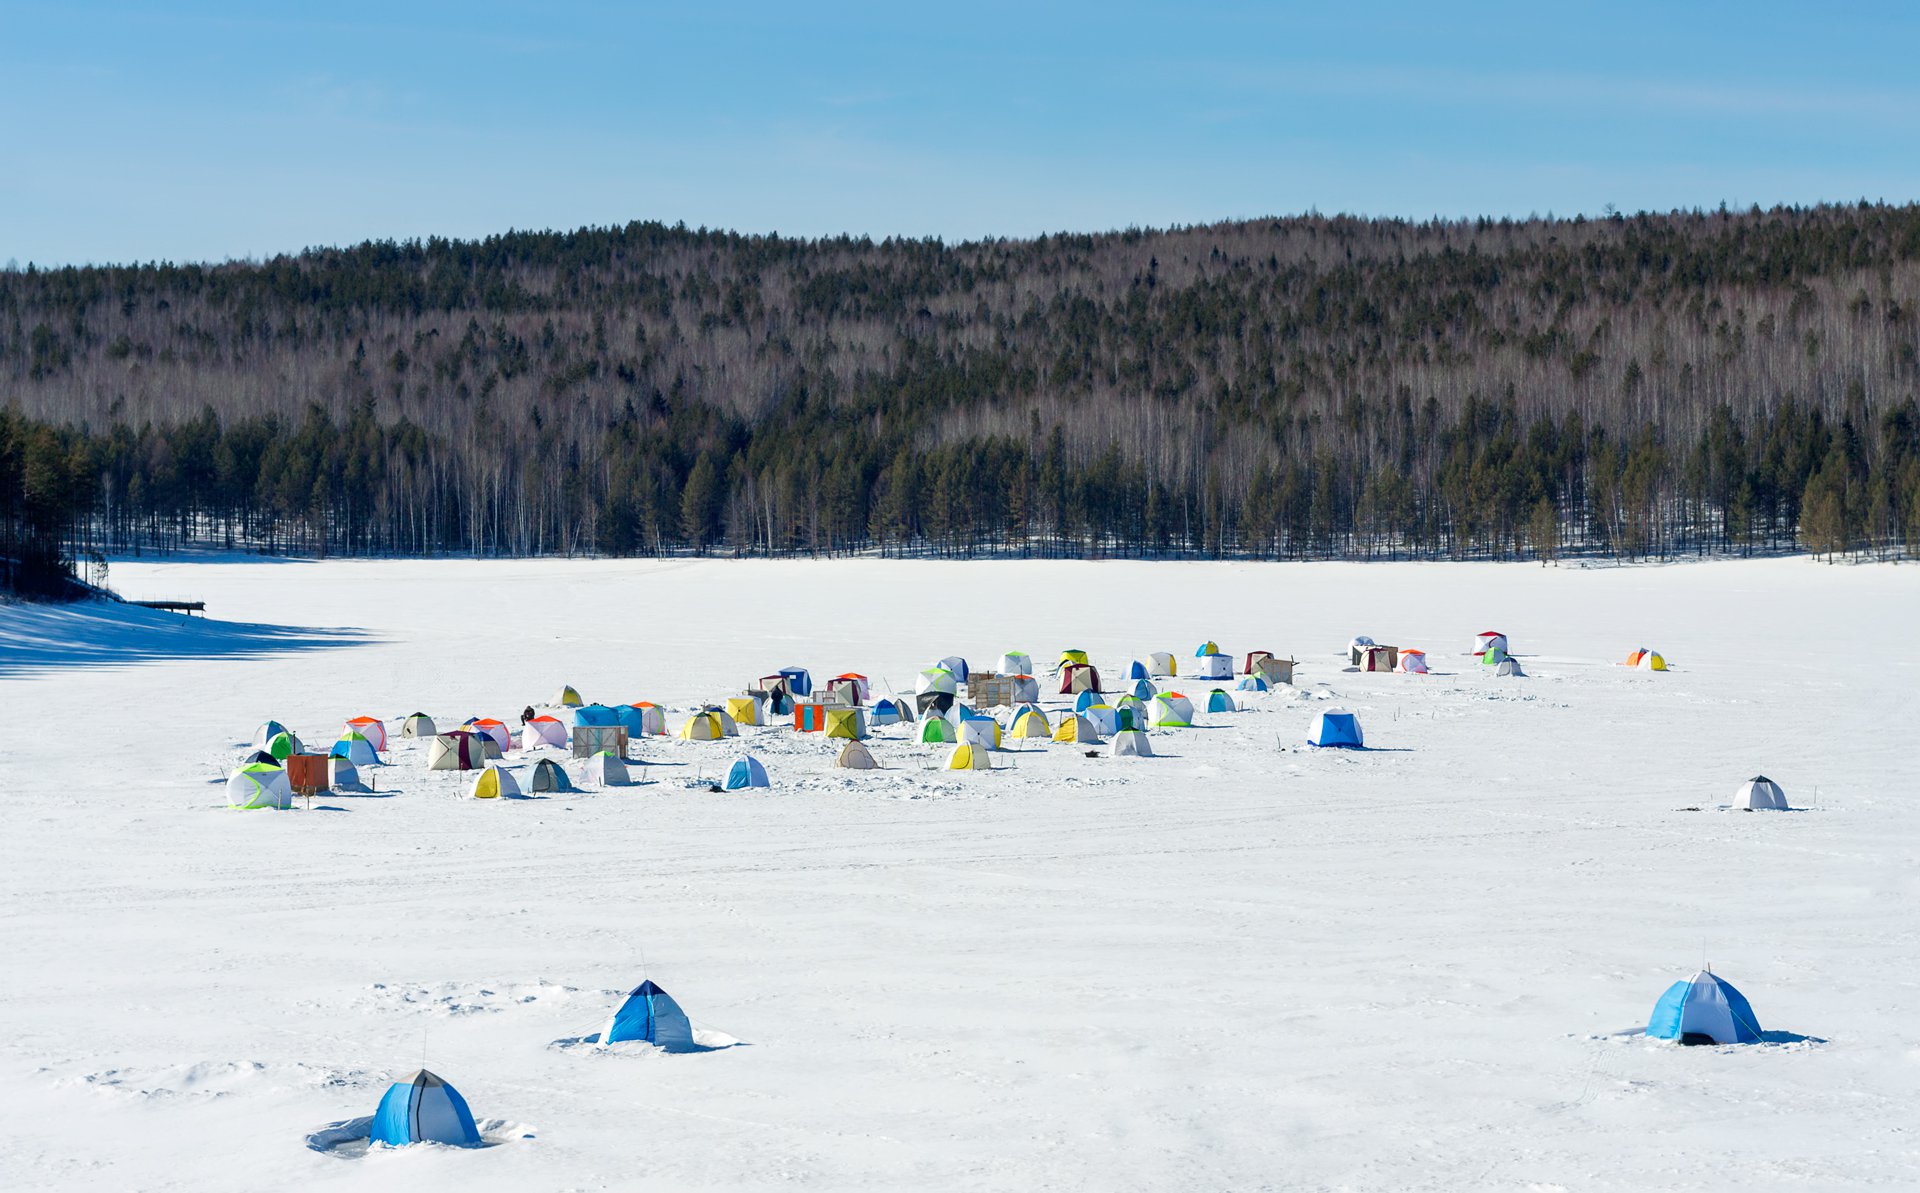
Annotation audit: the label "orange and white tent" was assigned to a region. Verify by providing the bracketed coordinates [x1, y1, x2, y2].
[1396, 649, 1429, 674]
[521, 715, 568, 749]
[344, 716, 388, 752]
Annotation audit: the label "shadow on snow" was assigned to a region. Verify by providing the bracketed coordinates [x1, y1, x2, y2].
[0, 599, 370, 677]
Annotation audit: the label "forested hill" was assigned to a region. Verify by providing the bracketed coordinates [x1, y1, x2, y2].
[4, 204, 1920, 578]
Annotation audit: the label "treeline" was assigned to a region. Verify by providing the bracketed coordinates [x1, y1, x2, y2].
[4, 203, 1920, 576]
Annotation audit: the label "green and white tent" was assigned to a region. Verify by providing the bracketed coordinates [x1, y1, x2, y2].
[919, 715, 958, 743]
[226, 761, 292, 810]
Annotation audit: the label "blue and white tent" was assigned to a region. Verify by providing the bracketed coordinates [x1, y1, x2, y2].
[1125, 659, 1150, 681]
[933, 655, 970, 684]
[1127, 679, 1157, 701]
[724, 755, 770, 790]
[1073, 689, 1101, 713]
[778, 666, 813, 697]
[573, 703, 620, 727]
[369, 1069, 481, 1147]
[1206, 689, 1236, 714]
[1647, 970, 1764, 1045]
[329, 734, 379, 766]
[1307, 709, 1364, 748]
[600, 979, 697, 1050]
[1237, 675, 1269, 692]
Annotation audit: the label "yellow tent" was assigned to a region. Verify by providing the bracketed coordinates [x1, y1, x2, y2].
[824, 708, 868, 740]
[469, 765, 520, 799]
[945, 743, 992, 770]
[725, 696, 762, 726]
[1052, 714, 1101, 743]
[678, 711, 725, 740]
[555, 685, 583, 707]
[1057, 649, 1089, 669]
[1009, 710, 1051, 738]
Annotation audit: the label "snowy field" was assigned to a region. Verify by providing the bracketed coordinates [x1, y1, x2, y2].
[1, 556, 1916, 1192]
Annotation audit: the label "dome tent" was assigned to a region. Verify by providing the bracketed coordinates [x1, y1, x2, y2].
[997, 651, 1032, 676]
[328, 756, 368, 792]
[1009, 708, 1052, 739]
[919, 715, 958, 744]
[1081, 704, 1119, 736]
[1125, 659, 1150, 681]
[600, 980, 696, 1050]
[930, 657, 968, 685]
[870, 697, 913, 726]
[1073, 689, 1101, 713]
[401, 712, 436, 738]
[1479, 643, 1510, 665]
[1151, 692, 1194, 728]
[265, 730, 301, 761]
[581, 751, 631, 786]
[243, 749, 278, 766]
[1637, 650, 1668, 671]
[1647, 970, 1764, 1045]
[1307, 709, 1364, 748]
[344, 716, 388, 752]
[1110, 730, 1154, 757]
[529, 758, 574, 793]
[1127, 678, 1156, 701]
[469, 764, 520, 799]
[1206, 689, 1236, 714]
[836, 740, 879, 769]
[1491, 657, 1525, 677]
[251, 720, 292, 750]
[1734, 775, 1788, 810]
[1237, 675, 1269, 692]
[1147, 651, 1177, 677]
[1052, 713, 1102, 744]
[369, 1069, 481, 1147]
[555, 685, 583, 707]
[428, 731, 485, 771]
[1193, 641, 1218, 657]
[946, 743, 992, 770]
[226, 762, 291, 810]
[678, 711, 728, 741]
[330, 732, 379, 767]
[521, 715, 568, 749]
[725, 755, 770, 790]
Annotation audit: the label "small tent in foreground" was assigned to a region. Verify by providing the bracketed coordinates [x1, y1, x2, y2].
[1734, 775, 1788, 810]
[600, 980, 696, 1050]
[1307, 709, 1364, 748]
[725, 755, 770, 790]
[529, 758, 574, 793]
[1647, 970, 1763, 1045]
[226, 762, 291, 810]
[1110, 730, 1154, 757]
[946, 743, 992, 770]
[369, 1069, 481, 1147]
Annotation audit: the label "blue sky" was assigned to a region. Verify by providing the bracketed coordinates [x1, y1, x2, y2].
[5, 1, 1919, 265]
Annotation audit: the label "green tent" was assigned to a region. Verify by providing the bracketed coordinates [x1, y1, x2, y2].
[920, 716, 958, 743]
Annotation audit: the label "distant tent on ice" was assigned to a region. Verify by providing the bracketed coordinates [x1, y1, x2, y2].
[529, 758, 574, 793]
[1193, 641, 1219, 657]
[1010, 708, 1052, 739]
[725, 755, 770, 790]
[931, 657, 969, 684]
[555, 685, 583, 707]
[959, 716, 1001, 749]
[328, 756, 367, 792]
[1073, 689, 1101, 713]
[945, 743, 992, 770]
[1307, 708, 1364, 748]
[582, 751, 631, 786]
[1491, 658, 1524, 677]
[678, 711, 728, 741]
[521, 715, 568, 750]
[344, 716, 388, 752]
[915, 667, 958, 714]
[251, 720, 292, 750]
[428, 731, 485, 771]
[1081, 704, 1119, 736]
[919, 715, 958, 744]
[1052, 713, 1102, 744]
[725, 696, 763, 727]
[627, 703, 667, 737]
[836, 740, 879, 769]
[600, 980, 696, 1050]
[466, 718, 512, 753]
[573, 703, 620, 728]
[1060, 663, 1101, 695]
[1633, 649, 1669, 671]
[1647, 970, 1763, 1045]
[1397, 649, 1429, 674]
[400, 712, 436, 738]
[1347, 635, 1376, 665]
[1008, 674, 1040, 703]
[369, 1069, 481, 1147]
[1474, 631, 1508, 655]
[870, 697, 912, 726]
[1125, 659, 1151, 681]
[1151, 692, 1194, 728]
[1110, 730, 1154, 757]
[330, 732, 379, 767]
[1243, 650, 1277, 675]
[265, 730, 301, 761]
[828, 673, 869, 704]
[825, 708, 869, 740]
[997, 651, 1032, 676]
[1056, 649, 1089, 672]
[1193, 653, 1232, 680]
[1734, 775, 1788, 810]
[1206, 689, 1236, 713]
[1148, 651, 1176, 677]
[469, 764, 520, 799]
[778, 666, 814, 697]
[225, 762, 291, 810]
[1237, 675, 1269, 692]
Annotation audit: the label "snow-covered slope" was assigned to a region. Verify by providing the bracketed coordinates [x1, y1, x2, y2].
[1, 558, 1914, 1191]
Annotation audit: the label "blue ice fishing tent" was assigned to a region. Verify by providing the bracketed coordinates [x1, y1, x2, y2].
[778, 666, 813, 697]
[1206, 689, 1236, 713]
[601, 979, 697, 1049]
[573, 703, 619, 727]
[1307, 708, 1364, 748]
[1237, 675, 1269, 692]
[1126, 659, 1150, 681]
[369, 1069, 481, 1147]
[613, 704, 646, 735]
[724, 755, 770, 790]
[1128, 679, 1157, 701]
[1073, 689, 1101, 713]
[1647, 970, 1764, 1045]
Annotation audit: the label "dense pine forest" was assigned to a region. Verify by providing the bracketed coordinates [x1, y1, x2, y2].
[5, 202, 1920, 590]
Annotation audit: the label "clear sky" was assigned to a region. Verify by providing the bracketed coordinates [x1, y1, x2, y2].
[5, 1, 1919, 265]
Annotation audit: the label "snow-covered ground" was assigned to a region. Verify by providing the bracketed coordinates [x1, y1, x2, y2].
[1, 557, 1915, 1192]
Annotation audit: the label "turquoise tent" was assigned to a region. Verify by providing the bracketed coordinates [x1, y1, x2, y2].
[369, 1070, 480, 1147]
[574, 703, 620, 727]
[725, 755, 770, 790]
[1647, 971, 1764, 1045]
[1073, 690, 1101, 713]
[1206, 689, 1236, 713]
